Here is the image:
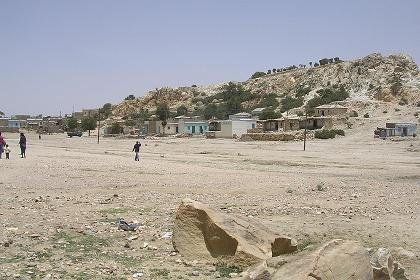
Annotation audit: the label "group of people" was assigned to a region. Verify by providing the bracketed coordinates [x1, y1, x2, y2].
[1, 131, 139, 161]
[0, 132, 27, 159]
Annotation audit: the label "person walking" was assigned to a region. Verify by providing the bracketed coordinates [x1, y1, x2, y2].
[19, 132, 27, 158]
[0, 132, 5, 159]
[4, 144, 10, 159]
[132, 141, 141, 161]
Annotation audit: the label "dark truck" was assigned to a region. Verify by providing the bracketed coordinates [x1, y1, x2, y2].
[67, 131, 83, 137]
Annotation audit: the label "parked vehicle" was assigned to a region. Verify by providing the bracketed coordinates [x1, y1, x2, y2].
[67, 131, 83, 137]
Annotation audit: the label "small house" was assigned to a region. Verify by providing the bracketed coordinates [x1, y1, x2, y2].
[27, 118, 43, 130]
[8, 119, 26, 129]
[207, 117, 256, 138]
[184, 121, 209, 135]
[262, 116, 326, 132]
[315, 104, 348, 117]
[375, 123, 417, 138]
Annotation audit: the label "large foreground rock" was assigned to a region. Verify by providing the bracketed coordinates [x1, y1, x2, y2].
[172, 199, 297, 268]
[269, 239, 373, 280]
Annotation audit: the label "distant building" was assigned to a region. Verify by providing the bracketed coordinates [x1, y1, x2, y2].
[73, 112, 84, 121]
[27, 118, 43, 130]
[207, 115, 257, 138]
[82, 109, 99, 118]
[8, 119, 26, 129]
[261, 116, 327, 132]
[315, 104, 348, 117]
[374, 123, 417, 138]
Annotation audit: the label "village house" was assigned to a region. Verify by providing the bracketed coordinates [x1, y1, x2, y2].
[315, 104, 348, 117]
[8, 119, 27, 129]
[207, 115, 257, 138]
[261, 116, 327, 132]
[82, 109, 99, 118]
[26, 118, 44, 130]
[374, 123, 417, 138]
[72, 111, 84, 121]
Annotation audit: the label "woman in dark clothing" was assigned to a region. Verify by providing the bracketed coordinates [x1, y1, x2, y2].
[19, 133, 26, 158]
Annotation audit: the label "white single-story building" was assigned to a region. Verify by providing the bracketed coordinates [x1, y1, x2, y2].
[207, 117, 257, 138]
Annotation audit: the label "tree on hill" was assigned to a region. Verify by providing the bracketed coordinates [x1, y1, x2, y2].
[306, 86, 349, 114]
[314, 62, 320, 67]
[267, 69, 271, 74]
[280, 96, 304, 113]
[99, 103, 112, 119]
[257, 93, 279, 108]
[156, 103, 170, 135]
[124, 94, 135, 101]
[309, 62, 312, 67]
[334, 57, 340, 62]
[176, 105, 189, 116]
[319, 58, 329, 66]
[391, 74, 403, 96]
[66, 117, 78, 131]
[251, 72, 265, 79]
[81, 116, 96, 136]
[0, 111, 4, 116]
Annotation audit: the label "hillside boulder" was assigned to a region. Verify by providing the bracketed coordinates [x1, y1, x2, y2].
[172, 199, 297, 268]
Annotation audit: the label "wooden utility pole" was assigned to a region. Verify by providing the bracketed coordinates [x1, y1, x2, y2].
[303, 111, 307, 151]
[97, 110, 100, 144]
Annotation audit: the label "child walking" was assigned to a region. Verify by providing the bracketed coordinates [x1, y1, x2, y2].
[4, 144, 10, 159]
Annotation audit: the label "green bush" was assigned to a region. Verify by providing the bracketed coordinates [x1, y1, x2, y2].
[259, 109, 281, 120]
[314, 130, 336, 139]
[296, 86, 311, 97]
[306, 86, 349, 112]
[281, 96, 304, 112]
[257, 93, 279, 108]
[110, 122, 123, 134]
[216, 262, 242, 278]
[314, 129, 345, 139]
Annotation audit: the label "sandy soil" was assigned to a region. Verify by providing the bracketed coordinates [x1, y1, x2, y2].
[1, 116, 419, 279]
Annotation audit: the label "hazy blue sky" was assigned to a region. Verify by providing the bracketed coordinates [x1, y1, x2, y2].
[1, 0, 419, 116]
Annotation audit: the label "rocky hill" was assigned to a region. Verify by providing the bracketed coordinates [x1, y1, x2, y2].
[112, 53, 420, 118]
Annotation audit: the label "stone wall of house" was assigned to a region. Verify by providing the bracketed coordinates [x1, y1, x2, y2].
[241, 131, 314, 141]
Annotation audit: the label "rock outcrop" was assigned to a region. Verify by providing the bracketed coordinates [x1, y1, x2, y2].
[172, 199, 297, 268]
[370, 248, 410, 280]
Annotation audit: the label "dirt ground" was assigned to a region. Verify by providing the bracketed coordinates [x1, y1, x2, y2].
[1, 117, 419, 279]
